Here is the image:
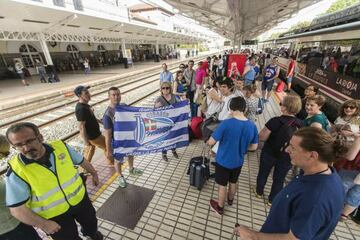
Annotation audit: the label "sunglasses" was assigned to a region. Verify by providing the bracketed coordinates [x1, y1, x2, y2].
[344, 106, 356, 110]
[162, 87, 170, 90]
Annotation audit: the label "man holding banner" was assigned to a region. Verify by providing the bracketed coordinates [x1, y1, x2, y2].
[103, 87, 143, 188]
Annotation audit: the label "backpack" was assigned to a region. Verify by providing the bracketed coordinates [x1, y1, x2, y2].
[256, 98, 264, 115]
[270, 118, 301, 156]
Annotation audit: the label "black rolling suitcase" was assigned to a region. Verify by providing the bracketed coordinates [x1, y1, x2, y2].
[188, 144, 210, 190]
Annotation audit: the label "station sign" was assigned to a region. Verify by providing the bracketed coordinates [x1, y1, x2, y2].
[305, 65, 359, 99]
[242, 40, 258, 45]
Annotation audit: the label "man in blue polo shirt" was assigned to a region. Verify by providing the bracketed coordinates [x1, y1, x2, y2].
[235, 127, 345, 240]
[207, 97, 258, 215]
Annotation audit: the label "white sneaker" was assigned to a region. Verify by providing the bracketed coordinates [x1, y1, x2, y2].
[118, 175, 127, 188]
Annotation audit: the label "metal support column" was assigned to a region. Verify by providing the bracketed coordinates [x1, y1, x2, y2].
[155, 40, 159, 55]
[39, 33, 53, 65]
[155, 40, 160, 62]
[121, 38, 127, 58]
[238, 35, 243, 51]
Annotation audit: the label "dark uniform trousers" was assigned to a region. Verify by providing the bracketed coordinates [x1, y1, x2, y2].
[49, 193, 98, 240]
[0, 223, 41, 240]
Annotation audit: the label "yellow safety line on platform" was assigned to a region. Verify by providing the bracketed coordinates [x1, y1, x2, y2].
[90, 161, 128, 202]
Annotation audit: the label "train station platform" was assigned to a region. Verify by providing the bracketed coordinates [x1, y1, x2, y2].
[0, 53, 211, 110]
[37, 94, 360, 240]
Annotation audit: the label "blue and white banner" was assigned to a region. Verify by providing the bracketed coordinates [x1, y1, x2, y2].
[113, 100, 189, 158]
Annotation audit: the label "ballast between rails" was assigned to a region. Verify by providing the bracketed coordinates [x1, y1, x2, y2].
[0, 55, 211, 129]
[0, 89, 159, 176]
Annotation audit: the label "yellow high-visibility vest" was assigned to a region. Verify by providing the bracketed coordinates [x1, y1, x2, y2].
[8, 140, 86, 219]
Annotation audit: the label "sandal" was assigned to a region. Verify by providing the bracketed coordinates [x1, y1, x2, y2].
[340, 213, 349, 222]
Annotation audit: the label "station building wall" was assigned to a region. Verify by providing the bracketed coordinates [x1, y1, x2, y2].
[0, 40, 172, 77]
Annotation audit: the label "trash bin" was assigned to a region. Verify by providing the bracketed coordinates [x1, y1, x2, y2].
[154, 54, 160, 62]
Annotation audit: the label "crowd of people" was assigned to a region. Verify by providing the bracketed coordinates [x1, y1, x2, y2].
[0, 51, 359, 240]
[158, 52, 360, 239]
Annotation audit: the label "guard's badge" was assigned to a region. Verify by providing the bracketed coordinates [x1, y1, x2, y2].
[58, 153, 66, 162]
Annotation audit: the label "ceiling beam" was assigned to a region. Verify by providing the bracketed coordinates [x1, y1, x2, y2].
[164, 0, 229, 17]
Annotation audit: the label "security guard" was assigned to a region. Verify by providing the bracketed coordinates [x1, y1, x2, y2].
[0, 134, 41, 240]
[5, 122, 103, 240]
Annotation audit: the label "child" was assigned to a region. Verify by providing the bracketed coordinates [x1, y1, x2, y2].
[207, 97, 258, 215]
[243, 84, 260, 122]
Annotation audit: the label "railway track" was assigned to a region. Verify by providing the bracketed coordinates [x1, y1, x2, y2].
[0, 55, 214, 175]
[0, 56, 206, 128]
[0, 59, 192, 116]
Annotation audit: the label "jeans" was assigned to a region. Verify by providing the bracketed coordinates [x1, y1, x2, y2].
[39, 70, 47, 83]
[188, 90, 197, 118]
[256, 149, 292, 202]
[338, 169, 360, 207]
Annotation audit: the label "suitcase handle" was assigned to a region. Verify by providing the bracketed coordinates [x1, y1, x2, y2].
[202, 142, 211, 165]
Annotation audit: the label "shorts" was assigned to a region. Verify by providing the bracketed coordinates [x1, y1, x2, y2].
[261, 79, 274, 92]
[286, 77, 293, 83]
[18, 72, 25, 79]
[115, 155, 134, 164]
[215, 164, 242, 186]
[244, 79, 254, 86]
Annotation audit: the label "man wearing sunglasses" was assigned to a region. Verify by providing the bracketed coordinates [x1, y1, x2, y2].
[5, 122, 103, 240]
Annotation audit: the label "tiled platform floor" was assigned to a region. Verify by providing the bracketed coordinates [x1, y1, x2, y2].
[86, 94, 360, 240]
[38, 93, 360, 240]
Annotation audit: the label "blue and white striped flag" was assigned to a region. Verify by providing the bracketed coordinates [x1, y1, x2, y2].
[113, 100, 189, 158]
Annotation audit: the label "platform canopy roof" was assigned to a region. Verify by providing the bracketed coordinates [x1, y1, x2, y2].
[0, 0, 203, 44]
[164, 0, 321, 41]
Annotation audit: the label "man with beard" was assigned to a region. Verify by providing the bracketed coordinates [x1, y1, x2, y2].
[5, 122, 103, 240]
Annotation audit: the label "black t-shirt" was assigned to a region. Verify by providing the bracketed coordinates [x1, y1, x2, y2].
[75, 102, 101, 140]
[263, 115, 304, 154]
